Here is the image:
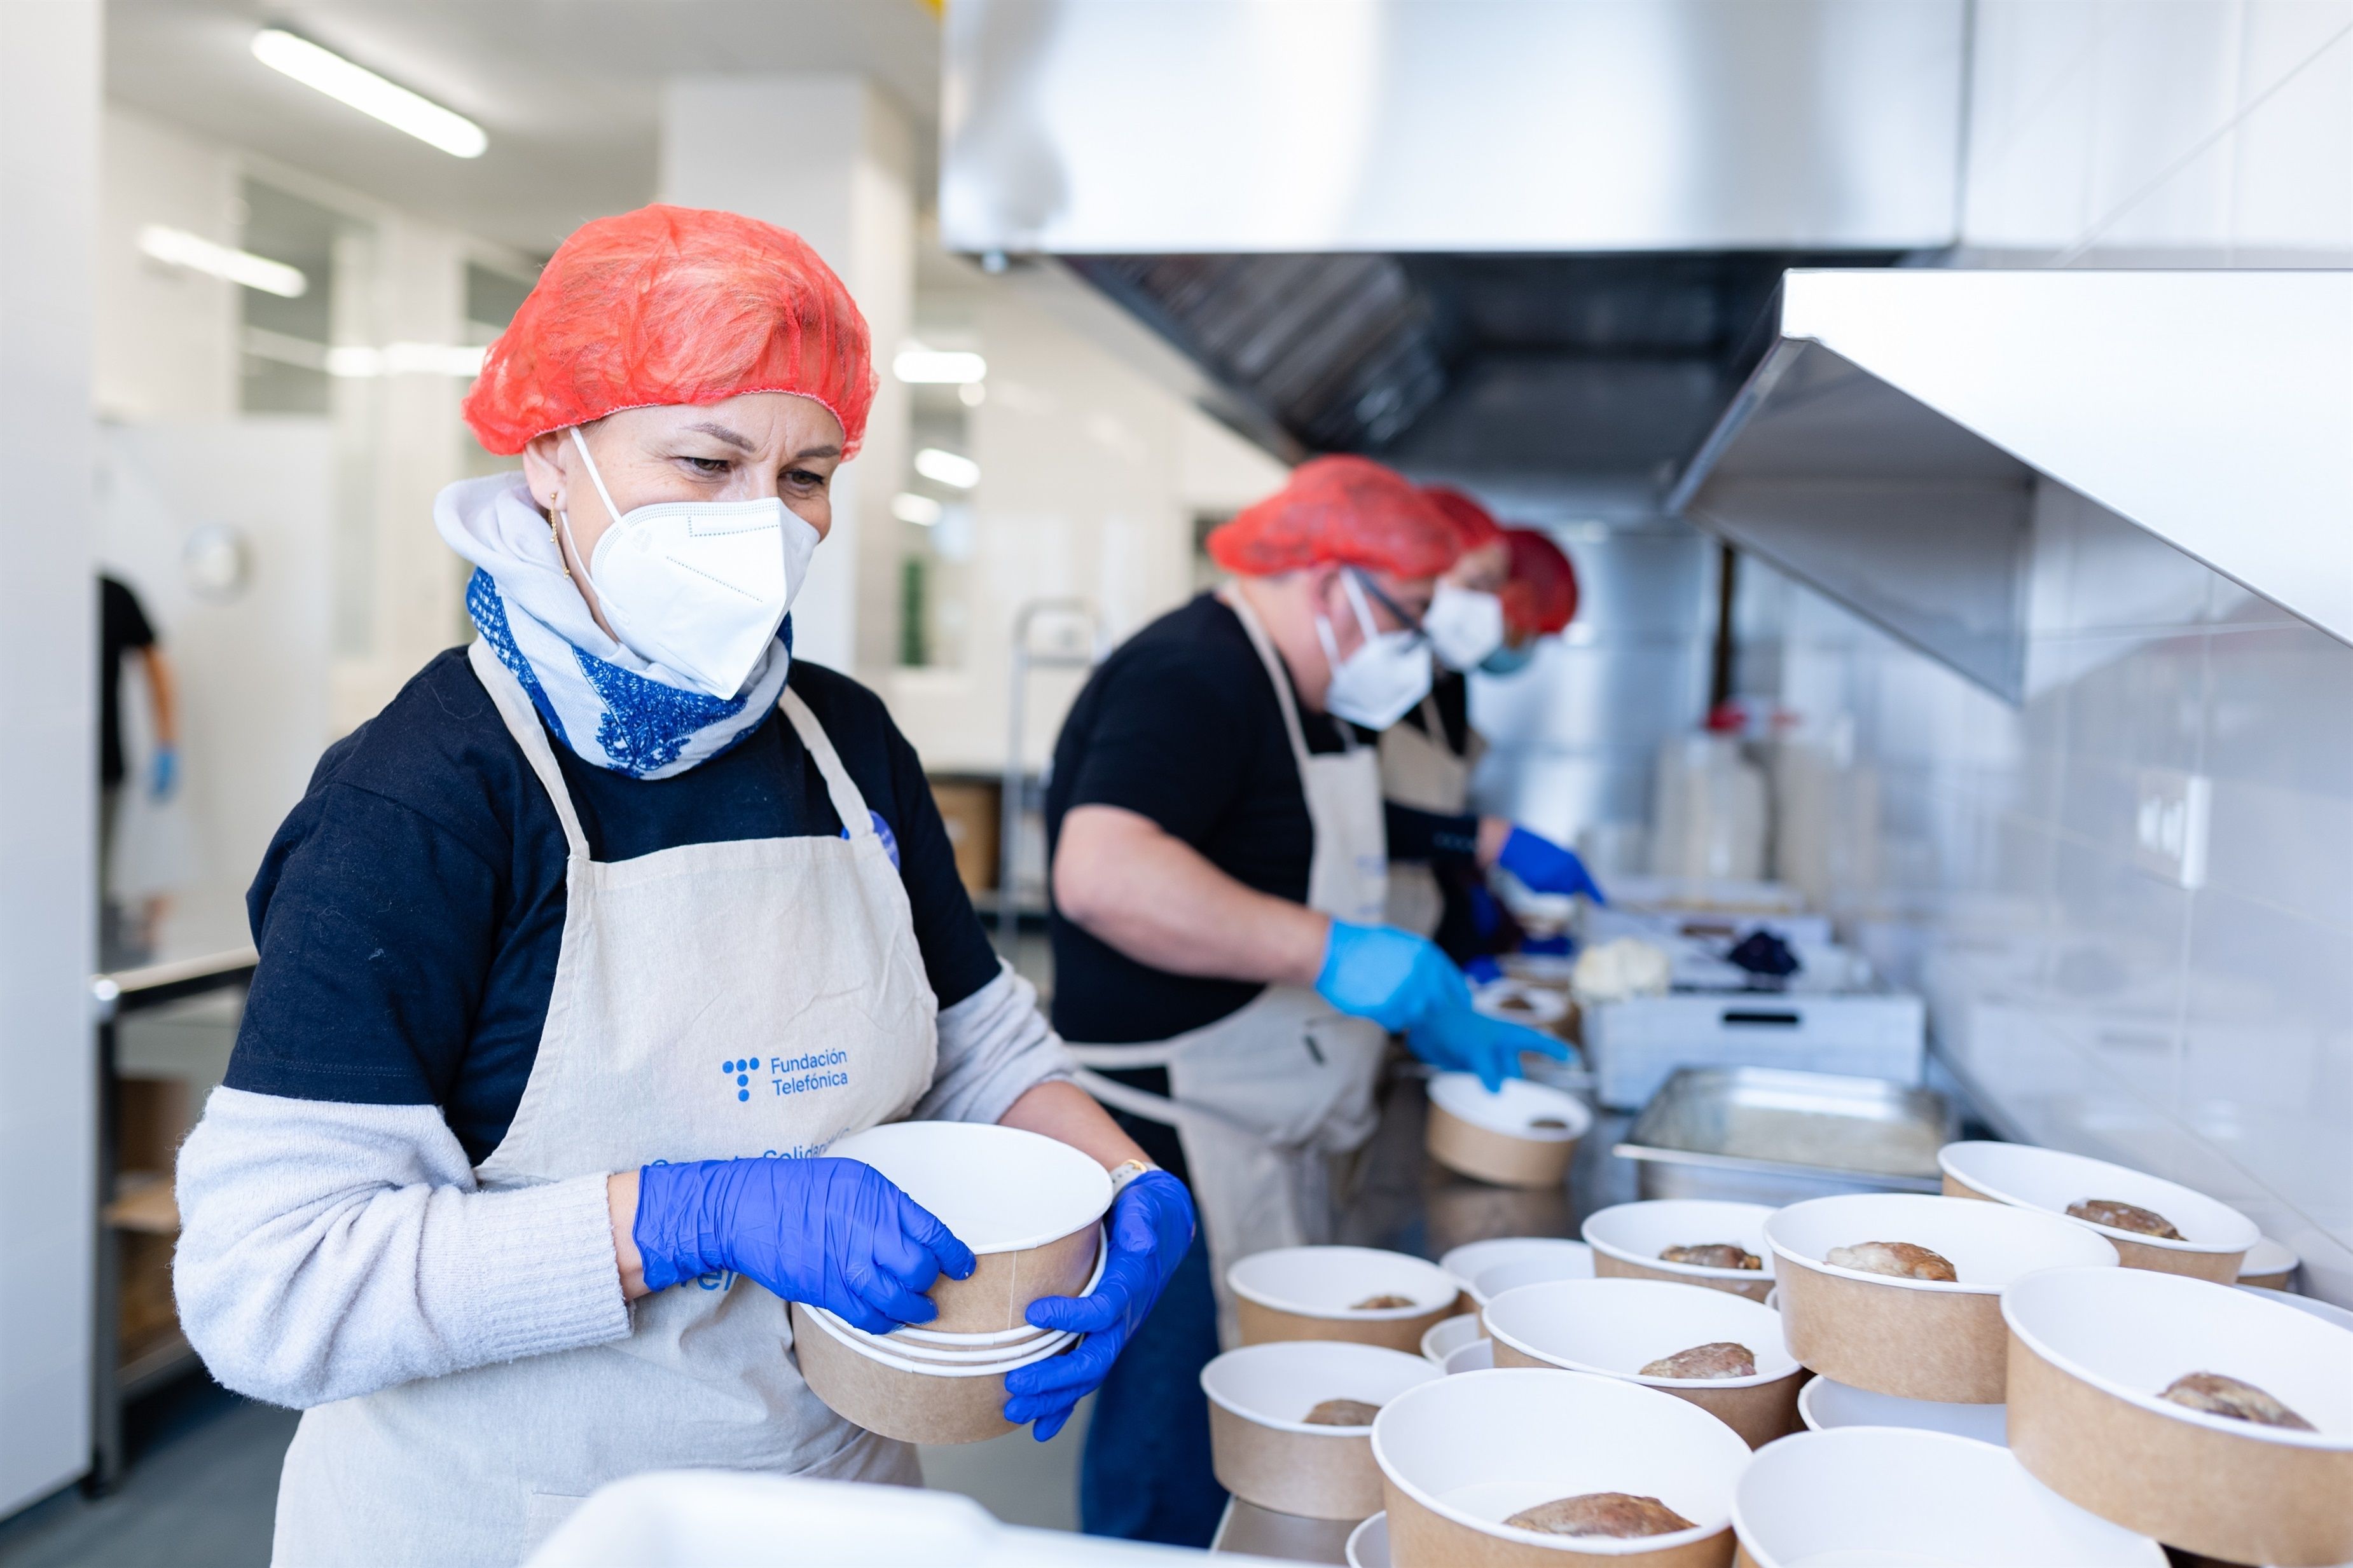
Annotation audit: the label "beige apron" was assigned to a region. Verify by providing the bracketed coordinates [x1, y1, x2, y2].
[1378, 692, 1479, 937]
[1064, 589, 1390, 1345]
[270, 640, 939, 1568]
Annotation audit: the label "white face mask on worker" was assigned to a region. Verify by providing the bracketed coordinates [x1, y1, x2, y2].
[563, 427, 818, 698]
[1423, 582, 1506, 671]
[1316, 570, 1434, 729]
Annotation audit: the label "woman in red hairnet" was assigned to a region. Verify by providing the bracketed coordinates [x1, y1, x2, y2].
[170, 206, 1190, 1565]
[1044, 457, 1564, 1543]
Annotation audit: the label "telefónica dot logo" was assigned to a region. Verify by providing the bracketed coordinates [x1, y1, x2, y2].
[721, 1058, 754, 1102]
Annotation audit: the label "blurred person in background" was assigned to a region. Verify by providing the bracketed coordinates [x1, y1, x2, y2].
[170, 205, 1192, 1567]
[1045, 457, 1566, 1545]
[98, 571, 177, 963]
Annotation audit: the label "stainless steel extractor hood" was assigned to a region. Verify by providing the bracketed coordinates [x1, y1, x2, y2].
[1669, 269, 2353, 699]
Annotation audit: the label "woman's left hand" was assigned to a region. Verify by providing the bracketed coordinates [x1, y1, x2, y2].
[1002, 1169, 1196, 1440]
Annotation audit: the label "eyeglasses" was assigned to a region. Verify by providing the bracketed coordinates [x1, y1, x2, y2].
[1348, 568, 1428, 643]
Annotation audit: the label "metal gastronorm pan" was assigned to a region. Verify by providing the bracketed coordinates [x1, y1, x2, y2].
[1614, 1065, 1956, 1206]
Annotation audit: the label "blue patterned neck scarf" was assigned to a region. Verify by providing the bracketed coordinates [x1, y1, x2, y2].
[437, 474, 790, 780]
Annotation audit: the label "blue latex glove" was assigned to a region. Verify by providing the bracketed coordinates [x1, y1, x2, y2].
[1004, 1170, 1196, 1441]
[149, 745, 178, 801]
[1315, 921, 1469, 1033]
[632, 1157, 976, 1333]
[1408, 1001, 1569, 1093]
[1497, 825, 1606, 904]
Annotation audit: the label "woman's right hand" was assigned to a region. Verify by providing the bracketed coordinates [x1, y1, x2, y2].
[626, 1157, 976, 1331]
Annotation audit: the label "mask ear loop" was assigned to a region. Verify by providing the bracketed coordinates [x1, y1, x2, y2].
[553, 427, 630, 582]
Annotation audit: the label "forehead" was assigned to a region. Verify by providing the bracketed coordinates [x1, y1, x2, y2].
[633, 391, 845, 450]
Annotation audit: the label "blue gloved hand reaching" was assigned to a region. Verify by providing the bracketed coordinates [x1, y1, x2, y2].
[1496, 824, 1606, 904]
[631, 1156, 975, 1333]
[1409, 1003, 1567, 1092]
[1004, 1169, 1196, 1441]
[1316, 920, 1565, 1090]
[150, 745, 179, 801]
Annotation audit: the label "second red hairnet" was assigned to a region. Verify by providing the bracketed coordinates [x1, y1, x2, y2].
[1207, 457, 1460, 579]
[1500, 527, 1579, 637]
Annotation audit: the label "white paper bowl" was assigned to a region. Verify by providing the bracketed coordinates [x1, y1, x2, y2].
[1467, 1246, 1598, 1310]
[1231, 1246, 1462, 1353]
[1426, 1075, 1594, 1189]
[887, 1229, 1108, 1349]
[1348, 1511, 1391, 1568]
[1201, 1341, 1440, 1520]
[790, 1300, 1072, 1446]
[1582, 1200, 1776, 1302]
[2003, 1266, 2353, 1566]
[1474, 979, 1571, 1027]
[1442, 1237, 1594, 1295]
[1939, 1141, 2259, 1281]
[1797, 1374, 2009, 1446]
[1372, 1368, 1749, 1565]
[1733, 1427, 2165, 1567]
[1423, 1313, 1484, 1365]
[1765, 1193, 2119, 1403]
[2239, 1284, 2353, 1332]
[2239, 1234, 2300, 1289]
[827, 1121, 1112, 1333]
[1444, 1338, 1495, 1375]
[1484, 1277, 1804, 1447]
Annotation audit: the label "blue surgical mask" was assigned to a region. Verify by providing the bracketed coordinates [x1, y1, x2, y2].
[1480, 641, 1536, 676]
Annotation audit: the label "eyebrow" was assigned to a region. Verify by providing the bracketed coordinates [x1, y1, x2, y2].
[792, 443, 843, 461]
[684, 420, 755, 451]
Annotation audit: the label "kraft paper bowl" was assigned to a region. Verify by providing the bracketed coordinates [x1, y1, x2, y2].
[1372, 1368, 1749, 1567]
[2239, 1234, 2300, 1291]
[1231, 1246, 1461, 1352]
[1446, 1338, 1496, 1375]
[1442, 1237, 1596, 1297]
[1422, 1312, 1484, 1365]
[1731, 1427, 2165, 1568]
[2003, 1265, 2353, 1567]
[1347, 1511, 1391, 1568]
[1484, 1277, 1804, 1448]
[825, 1121, 1111, 1333]
[1201, 1341, 1442, 1520]
[1764, 1192, 2118, 1403]
[1583, 1200, 1777, 1302]
[1426, 1074, 1592, 1190]
[1939, 1141, 2259, 1283]
[883, 1229, 1108, 1351]
[1796, 1373, 2008, 1446]
[789, 1300, 1073, 1446]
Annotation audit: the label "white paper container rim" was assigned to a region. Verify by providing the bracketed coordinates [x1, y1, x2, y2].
[1473, 980, 1570, 1025]
[2002, 1267, 2353, 1453]
[1428, 1073, 1591, 1142]
[1765, 1193, 2118, 1295]
[1346, 1511, 1388, 1568]
[1201, 1342, 1440, 1435]
[803, 1303, 1076, 1376]
[2239, 1234, 2299, 1277]
[1582, 1200, 1779, 1283]
[1938, 1141, 2260, 1255]
[1444, 1340, 1495, 1374]
[1440, 1237, 1592, 1292]
[1795, 1375, 2009, 1444]
[825, 1121, 1114, 1255]
[1229, 1246, 1459, 1319]
[2237, 1285, 2353, 1333]
[1485, 1280, 1798, 1391]
[1370, 1370, 1731, 1557]
[887, 1229, 1109, 1347]
[1421, 1313, 1483, 1364]
[1467, 1248, 1599, 1307]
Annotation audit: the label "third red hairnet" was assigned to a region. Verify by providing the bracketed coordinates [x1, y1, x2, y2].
[1208, 457, 1460, 579]
[1501, 527, 1579, 636]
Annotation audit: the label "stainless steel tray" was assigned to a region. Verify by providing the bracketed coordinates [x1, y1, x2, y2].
[1614, 1065, 1956, 1206]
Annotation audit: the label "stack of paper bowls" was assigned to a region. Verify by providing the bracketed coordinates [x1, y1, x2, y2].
[790, 1122, 1111, 1445]
[1938, 1141, 2261, 1281]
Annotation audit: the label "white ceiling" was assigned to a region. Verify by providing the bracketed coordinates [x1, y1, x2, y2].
[106, 0, 944, 256]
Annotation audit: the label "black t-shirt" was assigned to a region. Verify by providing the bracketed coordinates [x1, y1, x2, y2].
[1045, 594, 1348, 1044]
[1391, 668, 1471, 756]
[224, 647, 1001, 1163]
[99, 575, 156, 788]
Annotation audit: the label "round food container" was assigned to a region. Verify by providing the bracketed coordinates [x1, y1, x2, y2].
[1423, 1313, 1484, 1365]
[1484, 1277, 1804, 1448]
[1765, 1192, 2119, 1403]
[1938, 1141, 2259, 1283]
[1468, 1247, 1599, 1310]
[1348, 1511, 1391, 1568]
[1732, 1427, 2164, 1567]
[1372, 1368, 1749, 1567]
[826, 1121, 1111, 1333]
[2237, 1285, 2353, 1333]
[789, 1300, 1072, 1445]
[1797, 1374, 2008, 1446]
[1426, 1074, 1592, 1190]
[1474, 979, 1571, 1029]
[2239, 1234, 2300, 1291]
[1231, 1246, 1461, 1353]
[2004, 1265, 2353, 1567]
[1445, 1338, 1496, 1375]
[1201, 1341, 1441, 1520]
[885, 1229, 1107, 1350]
[1441, 1237, 1594, 1296]
[1583, 1201, 1776, 1302]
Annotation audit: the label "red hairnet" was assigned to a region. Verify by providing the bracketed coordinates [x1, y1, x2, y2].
[462, 204, 876, 458]
[1207, 457, 1459, 579]
[1500, 527, 1579, 636]
[1421, 485, 1505, 552]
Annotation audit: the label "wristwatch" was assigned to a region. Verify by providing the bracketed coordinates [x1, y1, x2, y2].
[1107, 1158, 1156, 1196]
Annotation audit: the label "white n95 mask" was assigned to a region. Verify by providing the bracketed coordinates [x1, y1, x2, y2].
[565, 427, 818, 698]
[1316, 570, 1434, 729]
[1423, 581, 1506, 671]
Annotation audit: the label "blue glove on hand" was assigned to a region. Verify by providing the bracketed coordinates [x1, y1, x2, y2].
[149, 746, 178, 801]
[1408, 1002, 1570, 1092]
[1004, 1169, 1196, 1441]
[1315, 921, 1470, 1033]
[1498, 825, 1605, 903]
[633, 1157, 976, 1333]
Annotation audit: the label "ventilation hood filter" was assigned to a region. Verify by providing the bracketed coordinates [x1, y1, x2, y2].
[1671, 270, 2353, 701]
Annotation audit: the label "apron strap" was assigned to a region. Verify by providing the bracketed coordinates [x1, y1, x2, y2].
[778, 689, 876, 839]
[1220, 584, 1356, 782]
[467, 639, 591, 859]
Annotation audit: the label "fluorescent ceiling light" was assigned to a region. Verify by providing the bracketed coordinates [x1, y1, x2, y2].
[251, 28, 487, 159]
[894, 345, 987, 385]
[913, 448, 981, 489]
[139, 225, 307, 298]
[892, 493, 943, 526]
[326, 342, 488, 378]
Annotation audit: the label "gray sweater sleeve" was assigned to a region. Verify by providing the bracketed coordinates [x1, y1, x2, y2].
[174, 1087, 630, 1410]
[913, 960, 1075, 1125]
